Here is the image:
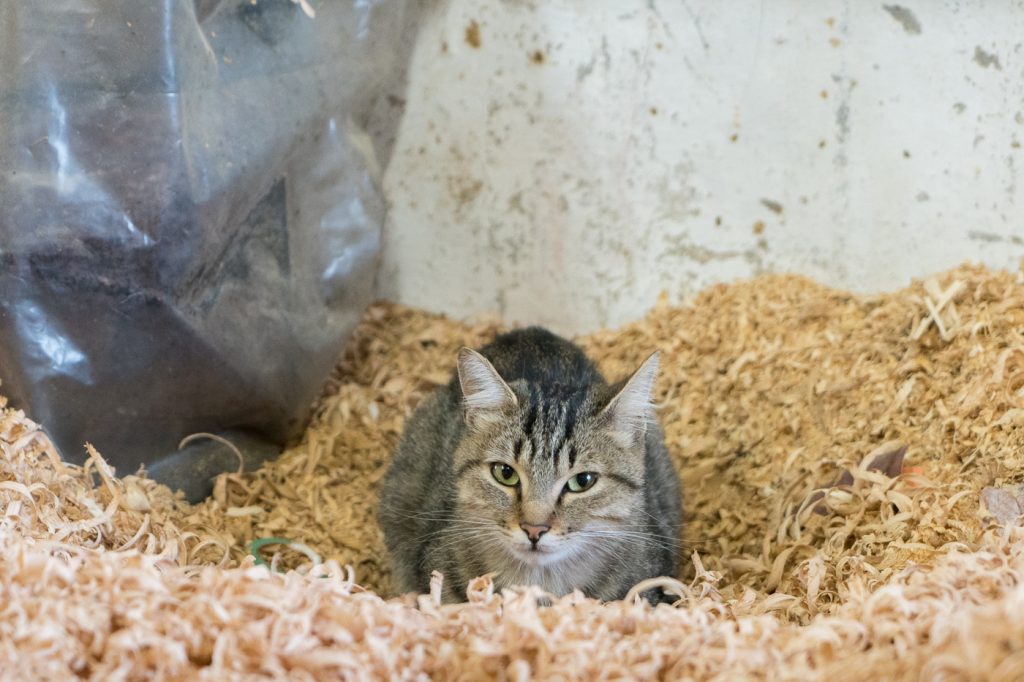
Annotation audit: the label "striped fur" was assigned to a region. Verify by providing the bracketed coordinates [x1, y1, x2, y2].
[378, 327, 683, 603]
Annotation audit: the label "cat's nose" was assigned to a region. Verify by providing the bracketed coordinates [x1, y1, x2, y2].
[519, 522, 550, 544]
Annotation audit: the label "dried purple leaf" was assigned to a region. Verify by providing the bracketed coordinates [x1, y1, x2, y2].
[811, 444, 908, 515]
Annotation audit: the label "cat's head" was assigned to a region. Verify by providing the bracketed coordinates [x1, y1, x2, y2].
[451, 347, 660, 567]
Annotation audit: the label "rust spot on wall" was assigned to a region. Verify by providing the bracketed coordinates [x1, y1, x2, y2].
[449, 176, 483, 210]
[465, 21, 481, 48]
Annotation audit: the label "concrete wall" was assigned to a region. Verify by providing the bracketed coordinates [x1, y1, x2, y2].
[379, 0, 1024, 335]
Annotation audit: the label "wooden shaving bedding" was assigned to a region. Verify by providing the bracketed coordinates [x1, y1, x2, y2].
[2, 262, 1024, 679]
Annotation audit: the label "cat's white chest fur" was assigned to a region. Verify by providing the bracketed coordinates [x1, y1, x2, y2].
[490, 546, 602, 597]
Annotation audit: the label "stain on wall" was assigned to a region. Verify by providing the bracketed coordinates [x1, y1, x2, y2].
[882, 5, 922, 35]
[973, 45, 1002, 70]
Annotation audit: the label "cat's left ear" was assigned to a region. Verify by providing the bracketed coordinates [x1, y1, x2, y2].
[457, 348, 518, 429]
[600, 351, 660, 448]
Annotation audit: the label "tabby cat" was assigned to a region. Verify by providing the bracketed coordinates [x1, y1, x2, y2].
[378, 327, 682, 603]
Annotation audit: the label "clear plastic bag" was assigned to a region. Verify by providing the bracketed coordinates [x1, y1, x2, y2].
[0, 0, 420, 477]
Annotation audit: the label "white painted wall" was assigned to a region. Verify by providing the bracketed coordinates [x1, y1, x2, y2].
[380, 0, 1024, 334]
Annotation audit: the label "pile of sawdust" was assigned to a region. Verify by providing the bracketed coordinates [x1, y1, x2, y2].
[3, 263, 1024, 678]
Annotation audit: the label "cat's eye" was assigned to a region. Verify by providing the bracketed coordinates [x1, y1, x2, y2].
[565, 472, 599, 493]
[490, 462, 520, 486]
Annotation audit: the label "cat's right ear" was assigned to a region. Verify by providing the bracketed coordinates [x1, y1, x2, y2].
[457, 348, 517, 429]
[600, 351, 660, 449]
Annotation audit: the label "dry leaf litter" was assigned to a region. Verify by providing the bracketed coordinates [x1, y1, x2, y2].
[4, 263, 1024, 679]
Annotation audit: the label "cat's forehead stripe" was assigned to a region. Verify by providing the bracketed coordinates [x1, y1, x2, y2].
[549, 400, 562, 466]
[558, 387, 588, 466]
[548, 395, 564, 465]
[551, 396, 567, 466]
[517, 382, 589, 469]
[522, 384, 539, 437]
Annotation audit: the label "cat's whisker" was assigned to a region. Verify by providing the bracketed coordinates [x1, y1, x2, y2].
[378, 507, 494, 523]
[575, 531, 691, 554]
[596, 533, 702, 550]
[581, 524, 715, 550]
[407, 525, 499, 548]
[429, 529, 506, 555]
[578, 533, 685, 550]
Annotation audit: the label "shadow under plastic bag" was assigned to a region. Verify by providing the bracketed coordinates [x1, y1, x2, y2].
[146, 430, 282, 504]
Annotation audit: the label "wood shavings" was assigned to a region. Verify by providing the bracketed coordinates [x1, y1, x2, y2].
[4, 264, 1024, 678]
[179, 432, 246, 475]
[910, 278, 965, 341]
[981, 485, 1024, 525]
